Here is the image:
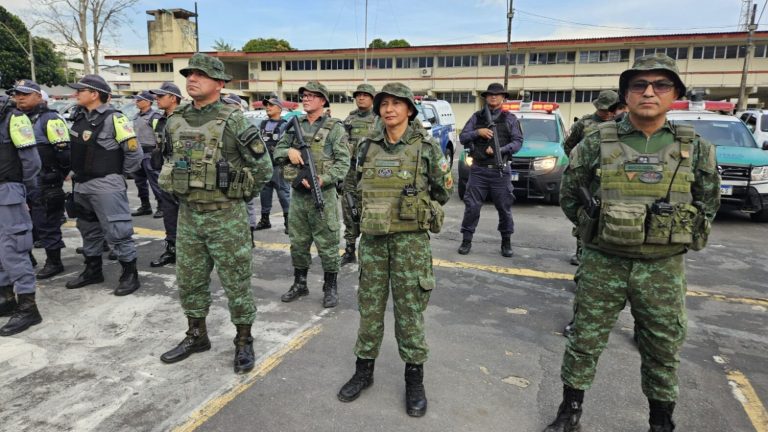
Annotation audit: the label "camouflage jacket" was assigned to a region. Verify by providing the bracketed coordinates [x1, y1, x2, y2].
[563, 112, 604, 156]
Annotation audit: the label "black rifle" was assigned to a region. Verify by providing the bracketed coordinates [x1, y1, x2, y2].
[344, 192, 360, 223]
[483, 104, 505, 177]
[287, 115, 325, 218]
[578, 186, 600, 219]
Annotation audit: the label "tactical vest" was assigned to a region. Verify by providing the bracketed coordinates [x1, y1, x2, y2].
[344, 111, 376, 157]
[358, 132, 433, 234]
[135, 110, 161, 151]
[587, 121, 699, 259]
[70, 107, 124, 182]
[259, 118, 286, 155]
[29, 108, 68, 185]
[283, 116, 340, 185]
[0, 112, 24, 184]
[470, 110, 513, 165]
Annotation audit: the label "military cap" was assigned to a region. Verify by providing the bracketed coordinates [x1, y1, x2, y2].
[135, 91, 156, 102]
[7, 79, 41, 95]
[68, 74, 112, 95]
[149, 82, 183, 99]
[592, 90, 619, 110]
[262, 96, 285, 109]
[619, 53, 686, 98]
[180, 53, 233, 82]
[480, 82, 509, 98]
[298, 81, 330, 107]
[222, 93, 243, 105]
[373, 82, 418, 121]
[353, 83, 376, 98]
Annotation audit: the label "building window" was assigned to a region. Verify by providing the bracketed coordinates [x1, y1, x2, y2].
[437, 55, 478, 68]
[320, 59, 354, 70]
[261, 61, 281, 71]
[634, 47, 689, 60]
[396, 56, 434, 69]
[482, 53, 525, 66]
[358, 57, 393, 69]
[529, 51, 576, 65]
[755, 44, 768, 58]
[132, 63, 158, 73]
[328, 93, 350, 103]
[575, 90, 607, 103]
[251, 93, 274, 102]
[434, 91, 476, 104]
[160, 63, 173, 72]
[529, 90, 571, 103]
[286, 60, 317, 71]
[285, 93, 301, 102]
[691, 45, 745, 60]
[579, 49, 630, 63]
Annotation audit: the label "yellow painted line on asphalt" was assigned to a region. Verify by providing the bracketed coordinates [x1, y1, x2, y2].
[727, 370, 768, 432]
[432, 257, 574, 281]
[688, 290, 768, 308]
[172, 324, 323, 432]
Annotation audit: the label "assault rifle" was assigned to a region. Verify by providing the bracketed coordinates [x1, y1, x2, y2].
[483, 104, 505, 177]
[287, 115, 325, 218]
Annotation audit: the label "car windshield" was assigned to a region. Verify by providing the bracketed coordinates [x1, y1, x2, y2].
[672, 119, 757, 148]
[761, 114, 768, 132]
[519, 118, 559, 142]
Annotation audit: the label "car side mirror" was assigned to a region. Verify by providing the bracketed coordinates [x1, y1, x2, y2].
[762, 141, 768, 150]
[422, 120, 432, 130]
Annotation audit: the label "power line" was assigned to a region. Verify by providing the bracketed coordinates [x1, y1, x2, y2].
[515, 9, 739, 32]
[758, 0, 768, 27]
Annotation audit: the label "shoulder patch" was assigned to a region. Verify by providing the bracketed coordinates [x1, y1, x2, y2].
[9, 114, 36, 149]
[113, 113, 137, 143]
[46, 118, 70, 145]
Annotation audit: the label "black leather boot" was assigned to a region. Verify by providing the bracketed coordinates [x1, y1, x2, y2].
[501, 236, 513, 257]
[254, 213, 271, 230]
[0, 285, 17, 317]
[29, 251, 37, 267]
[563, 320, 575, 338]
[160, 317, 211, 363]
[115, 259, 140, 296]
[649, 400, 676, 432]
[543, 386, 583, 432]
[37, 248, 65, 280]
[340, 243, 356, 266]
[233, 325, 255, 374]
[322, 272, 338, 308]
[131, 199, 152, 217]
[458, 240, 471, 255]
[281, 268, 308, 302]
[0, 293, 42, 336]
[405, 363, 428, 417]
[283, 213, 289, 235]
[150, 241, 176, 267]
[66, 256, 104, 289]
[337, 358, 375, 402]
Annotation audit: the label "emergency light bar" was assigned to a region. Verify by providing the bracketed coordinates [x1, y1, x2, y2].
[501, 101, 559, 113]
[670, 100, 734, 112]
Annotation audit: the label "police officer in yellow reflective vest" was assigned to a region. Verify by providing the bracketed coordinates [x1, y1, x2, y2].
[158, 53, 272, 374]
[65, 74, 143, 296]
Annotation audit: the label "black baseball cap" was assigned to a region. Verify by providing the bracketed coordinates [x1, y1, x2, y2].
[6, 79, 41, 95]
[68, 74, 112, 95]
[135, 91, 156, 102]
[149, 82, 183, 99]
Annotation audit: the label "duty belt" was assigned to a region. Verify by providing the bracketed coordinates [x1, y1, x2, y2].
[184, 200, 234, 212]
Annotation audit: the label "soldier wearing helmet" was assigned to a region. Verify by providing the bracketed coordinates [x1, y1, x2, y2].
[542, 54, 720, 432]
[336, 82, 452, 418]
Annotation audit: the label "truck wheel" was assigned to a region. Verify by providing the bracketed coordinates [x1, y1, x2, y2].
[546, 192, 560, 205]
[446, 146, 454, 169]
[750, 209, 768, 222]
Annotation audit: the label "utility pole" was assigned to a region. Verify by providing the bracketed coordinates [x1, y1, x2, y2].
[194, 2, 200, 52]
[28, 31, 35, 82]
[738, 3, 757, 111]
[503, 0, 514, 92]
[363, 0, 368, 83]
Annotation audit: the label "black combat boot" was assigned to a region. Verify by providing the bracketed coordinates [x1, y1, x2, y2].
[458, 240, 472, 255]
[107, 248, 117, 261]
[150, 241, 176, 267]
[153, 208, 164, 219]
[283, 213, 289, 235]
[543, 386, 584, 432]
[337, 358, 375, 402]
[648, 400, 676, 432]
[563, 319, 575, 338]
[233, 325, 255, 374]
[254, 213, 271, 230]
[37, 248, 65, 280]
[66, 255, 104, 289]
[0, 293, 42, 336]
[29, 251, 37, 267]
[160, 317, 211, 363]
[131, 198, 153, 217]
[0, 285, 17, 316]
[405, 363, 428, 417]
[115, 259, 140, 296]
[340, 243, 356, 266]
[281, 268, 308, 302]
[501, 236, 513, 257]
[322, 272, 338, 308]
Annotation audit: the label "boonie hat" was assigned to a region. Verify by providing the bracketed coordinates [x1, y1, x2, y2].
[7, 79, 41, 95]
[373, 82, 418, 121]
[68, 74, 112, 95]
[353, 83, 376, 98]
[619, 53, 686, 98]
[592, 90, 619, 110]
[149, 82, 183, 99]
[298, 81, 330, 107]
[180, 53, 233, 82]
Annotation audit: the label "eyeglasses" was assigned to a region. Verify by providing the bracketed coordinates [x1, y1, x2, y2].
[301, 93, 320, 101]
[628, 80, 676, 94]
[76, 88, 94, 94]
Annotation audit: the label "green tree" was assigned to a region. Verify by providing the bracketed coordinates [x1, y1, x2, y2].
[32, 37, 66, 86]
[212, 38, 237, 52]
[242, 38, 296, 52]
[386, 39, 410, 48]
[368, 38, 387, 49]
[0, 6, 66, 88]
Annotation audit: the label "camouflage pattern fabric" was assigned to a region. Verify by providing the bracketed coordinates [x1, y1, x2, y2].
[287, 187, 341, 271]
[179, 53, 232, 82]
[176, 201, 256, 325]
[592, 90, 619, 110]
[354, 231, 434, 364]
[562, 113, 604, 157]
[619, 53, 686, 98]
[342, 109, 377, 243]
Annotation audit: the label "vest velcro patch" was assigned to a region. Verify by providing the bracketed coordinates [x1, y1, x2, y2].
[378, 168, 393, 177]
[638, 171, 664, 184]
[624, 163, 663, 172]
[375, 160, 401, 167]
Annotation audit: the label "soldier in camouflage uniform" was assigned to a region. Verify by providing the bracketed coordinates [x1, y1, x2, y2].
[273, 81, 350, 308]
[340, 83, 377, 266]
[158, 53, 273, 374]
[337, 83, 452, 418]
[543, 54, 720, 432]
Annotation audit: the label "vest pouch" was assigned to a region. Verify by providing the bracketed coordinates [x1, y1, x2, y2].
[427, 200, 445, 234]
[226, 169, 244, 199]
[159, 162, 174, 193]
[599, 202, 646, 246]
[670, 203, 698, 245]
[283, 164, 299, 182]
[171, 165, 190, 195]
[360, 202, 391, 235]
[577, 207, 598, 243]
[241, 169, 255, 200]
[321, 160, 333, 176]
[690, 210, 711, 251]
[399, 194, 418, 220]
[645, 211, 673, 245]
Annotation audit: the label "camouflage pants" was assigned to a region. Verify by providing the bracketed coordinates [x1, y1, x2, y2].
[287, 187, 340, 272]
[176, 201, 256, 325]
[561, 247, 687, 402]
[354, 231, 434, 364]
[341, 167, 360, 244]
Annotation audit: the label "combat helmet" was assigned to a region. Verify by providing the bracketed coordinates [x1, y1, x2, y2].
[299, 81, 330, 107]
[180, 53, 233, 82]
[373, 82, 418, 121]
[619, 53, 686, 98]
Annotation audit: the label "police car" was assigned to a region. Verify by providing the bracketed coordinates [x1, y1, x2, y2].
[415, 97, 459, 168]
[457, 100, 568, 203]
[668, 99, 768, 222]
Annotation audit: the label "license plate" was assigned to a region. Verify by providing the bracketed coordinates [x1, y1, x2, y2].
[510, 171, 519, 181]
[720, 185, 733, 196]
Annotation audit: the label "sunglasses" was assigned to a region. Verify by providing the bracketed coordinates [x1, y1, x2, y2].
[627, 80, 676, 94]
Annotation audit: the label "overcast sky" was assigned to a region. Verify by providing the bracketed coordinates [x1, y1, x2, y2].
[3, 0, 761, 58]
